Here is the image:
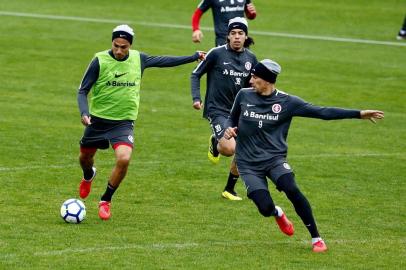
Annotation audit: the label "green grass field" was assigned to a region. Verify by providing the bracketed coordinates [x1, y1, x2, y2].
[0, 0, 405, 269]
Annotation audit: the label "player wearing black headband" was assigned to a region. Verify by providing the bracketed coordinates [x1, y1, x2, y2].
[224, 59, 384, 252]
[191, 0, 257, 46]
[77, 24, 205, 220]
[191, 17, 257, 201]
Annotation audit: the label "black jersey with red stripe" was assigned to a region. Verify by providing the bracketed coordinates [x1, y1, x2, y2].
[197, 0, 252, 45]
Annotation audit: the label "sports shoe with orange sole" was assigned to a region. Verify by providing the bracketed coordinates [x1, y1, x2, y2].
[275, 212, 294, 236]
[98, 201, 111, 220]
[79, 167, 96, 199]
[312, 240, 328, 253]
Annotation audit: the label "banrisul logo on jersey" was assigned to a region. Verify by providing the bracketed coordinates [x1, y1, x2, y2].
[220, 0, 245, 13]
[105, 71, 137, 87]
[223, 68, 250, 86]
[222, 69, 250, 77]
[243, 110, 279, 121]
[106, 81, 137, 87]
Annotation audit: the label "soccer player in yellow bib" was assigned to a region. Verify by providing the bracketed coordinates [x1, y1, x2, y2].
[77, 25, 205, 220]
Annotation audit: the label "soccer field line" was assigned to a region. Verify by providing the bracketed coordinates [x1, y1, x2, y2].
[0, 238, 401, 258]
[0, 152, 403, 172]
[1, 11, 406, 47]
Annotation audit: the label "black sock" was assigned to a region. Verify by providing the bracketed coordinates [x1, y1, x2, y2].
[288, 190, 319, 238]
[277, 173, 320, 238]
[83, 167, 94, 181]
[224, 172, 239, 194]
[101, 183, 116, 202]
[211, 135, 219, 156]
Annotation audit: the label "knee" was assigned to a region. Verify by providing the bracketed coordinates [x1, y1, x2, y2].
[79, 152, 94, 163]
[257, 203, 275, 217]
[248, 189, 276, 217]
[116, 154, 131, 168]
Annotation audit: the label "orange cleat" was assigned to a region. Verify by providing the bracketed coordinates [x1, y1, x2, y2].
[79, 167, 96, 199]
[312, 240, 328, 253]
[275, 212, 294, 236]
[98, 201, 111, 220]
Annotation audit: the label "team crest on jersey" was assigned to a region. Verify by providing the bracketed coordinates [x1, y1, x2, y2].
[245, 62, 252, 70]
[272, 104, 282, 113]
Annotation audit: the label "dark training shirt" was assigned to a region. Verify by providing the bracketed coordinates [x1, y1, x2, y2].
[198, 0, 252, 45]
[227, 88, 361, 164]
[191, 44, 257, 119]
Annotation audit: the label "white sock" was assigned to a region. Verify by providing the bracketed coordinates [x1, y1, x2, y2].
[274, 206, 283, 217]
[312, 237, 323, 244]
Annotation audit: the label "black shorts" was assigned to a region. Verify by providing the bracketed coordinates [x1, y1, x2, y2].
[208, 114, 228, 140]
[237, 158, 294, 195]
[79, 116, 134, 150]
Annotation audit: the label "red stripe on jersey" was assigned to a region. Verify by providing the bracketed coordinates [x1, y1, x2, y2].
[192, 8, 203, 31]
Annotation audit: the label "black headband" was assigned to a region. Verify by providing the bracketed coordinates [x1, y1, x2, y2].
[112, 31, 133, 44]
[252, 62, 278, 83]
[228, 22, 248, 35]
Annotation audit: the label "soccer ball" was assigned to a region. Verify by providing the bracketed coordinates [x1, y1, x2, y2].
[60, 198, 86, 224]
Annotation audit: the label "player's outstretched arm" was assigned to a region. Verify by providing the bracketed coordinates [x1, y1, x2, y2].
[360, 110, 384, 123]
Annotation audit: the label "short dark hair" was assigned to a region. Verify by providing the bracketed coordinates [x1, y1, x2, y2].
[226, 36, 255, 49]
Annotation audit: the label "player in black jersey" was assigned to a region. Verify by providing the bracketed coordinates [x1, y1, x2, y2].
[224, 59, 384, 252]
[191, 17, 258, 200]
[191, 0, 257, 46]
